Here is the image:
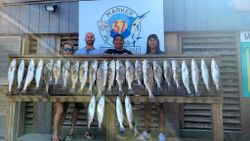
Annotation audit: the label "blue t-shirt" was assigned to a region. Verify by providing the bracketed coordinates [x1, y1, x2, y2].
[75, 47, 101, 55]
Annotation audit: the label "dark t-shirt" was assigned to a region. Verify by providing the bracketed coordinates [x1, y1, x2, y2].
[104, 49, 133, 55]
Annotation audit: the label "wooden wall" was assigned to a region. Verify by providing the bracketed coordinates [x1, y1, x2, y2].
[180, 32, 241, 133]
[1, 0, 250, 35]
[0, 2, 78, 34]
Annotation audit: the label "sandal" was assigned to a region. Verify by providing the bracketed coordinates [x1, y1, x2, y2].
[85, 130, 94, 139]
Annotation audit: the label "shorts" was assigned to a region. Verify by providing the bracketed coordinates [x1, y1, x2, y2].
[74, 102, 84, 109]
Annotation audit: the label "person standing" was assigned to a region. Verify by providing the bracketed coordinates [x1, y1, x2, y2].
[65, 32, 101, 140]
[104, 34, 132, 140]
[137, 34, 166, 141]
[52, 42, 74, 141]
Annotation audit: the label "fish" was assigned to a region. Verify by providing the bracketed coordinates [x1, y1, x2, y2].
[163, 60, 172, 89]
[35, 59, 43, 90]
[125, 95, 133, 129]
[87, 95, 96, 129]
[142, 59, 154, 98]
[116, 60, 126, 96]
[87, 60, 98, 95]
[135, 60, 144, 89]
[107, 60, 116, 93]
[62, 60, 70, 89]
[153, 60, 163, 93]
[17, 60, 25, 90]
[211, 58, 220, 91]
[116, 96, 125, 132]
[8, 59, 16, 93]
[43, 59, 53, 95]
[70, 61, 79, 92]
[191, 59, 200, 96]
[171, 60, 181, 91]
[125, 60, 135, 94]
[201, 59, 210, 92]
[97, 95, 105, 129]
[22, 59, 35, 93]
[181, 60, 192, 95]
[78, 61, 88, 93]
[96, 60, 108, 97]
[52, 60, 61, 85]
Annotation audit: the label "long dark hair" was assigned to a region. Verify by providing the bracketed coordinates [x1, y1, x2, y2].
[146, 34, 161, 54]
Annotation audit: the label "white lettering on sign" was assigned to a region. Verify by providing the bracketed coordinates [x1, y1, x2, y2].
[240, 32, 250, 42]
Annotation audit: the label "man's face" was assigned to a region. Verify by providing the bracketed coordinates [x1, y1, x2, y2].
[113, 36, 124, 50]
[63, 44, 73, 55]
[85, 33, 95, 46]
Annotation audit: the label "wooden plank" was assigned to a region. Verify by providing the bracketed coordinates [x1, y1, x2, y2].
[184, 0, 196, 31]
[9, 6, 20, 33]
[59, 2, 69, 33]
[68, 2, 78, 33]
[35, 102, 52, 134]
[49, 4, 59, 33]
[196, 0, 208, 30]
[6, 101, 18, 141]
[28, 4, 39, 33]
[173, 0, 185, 31]
[182, 38, 235, 44]
[211, 103, 224, 141]
[0, 6, 10, 33]
[163, 0, 174, 31]
[17, 102, 25, 136]
[19, 4, 29, 33]
[38, 4, 49, 33]
[105, 99, 116, 141]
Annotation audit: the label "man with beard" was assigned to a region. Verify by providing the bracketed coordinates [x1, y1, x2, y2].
[65, 32, 100, 140]
[75, 32, 100, 55]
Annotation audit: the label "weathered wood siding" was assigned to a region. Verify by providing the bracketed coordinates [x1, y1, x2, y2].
[1, 0, 250, 34]
[0, 36, 21, 84]
[0, 2, 79, 34]
[180, 32, 241, 131]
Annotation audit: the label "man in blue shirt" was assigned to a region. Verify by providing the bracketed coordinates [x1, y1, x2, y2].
[75, 32, 101, 55]
[66, 32, 100, 140]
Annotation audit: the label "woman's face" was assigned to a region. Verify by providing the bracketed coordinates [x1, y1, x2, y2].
[62, 44, 73, 55]
[148, 38, 158, 50]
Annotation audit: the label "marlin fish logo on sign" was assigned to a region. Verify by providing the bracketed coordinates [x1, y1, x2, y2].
[79, 0, 164, 54]
[97, 6, 150, 51]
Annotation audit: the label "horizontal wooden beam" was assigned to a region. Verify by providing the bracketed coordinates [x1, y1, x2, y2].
[5, 95, 223, 104]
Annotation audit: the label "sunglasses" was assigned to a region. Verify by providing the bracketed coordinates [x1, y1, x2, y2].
[63, 48, 73, 52]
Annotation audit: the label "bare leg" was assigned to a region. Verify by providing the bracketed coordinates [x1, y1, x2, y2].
[53, 102, 65, 139]
[68, 106, 80, 135]
[144, 102, 151, 133]
[157, 104, 165, 133]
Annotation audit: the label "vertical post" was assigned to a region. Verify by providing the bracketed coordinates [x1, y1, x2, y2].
[105, 98, 116, 141]
[6, 101, 18, 141]
[211, 103, 224, 141]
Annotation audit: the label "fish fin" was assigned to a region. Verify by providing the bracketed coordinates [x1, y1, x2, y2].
[128, 88, 134, 95]
[157, 87, 163, 94]
[118, 90, 124, 96]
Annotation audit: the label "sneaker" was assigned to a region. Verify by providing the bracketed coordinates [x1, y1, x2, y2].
[85, 130, 94, 139]
[158, 133, 166, 141]
[137, 131, 151, 140]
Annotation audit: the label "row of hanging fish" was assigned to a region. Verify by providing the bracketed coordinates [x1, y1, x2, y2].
[8, 58, 220, 96]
